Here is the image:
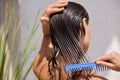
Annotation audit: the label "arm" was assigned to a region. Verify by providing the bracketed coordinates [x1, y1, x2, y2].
[33, 1, 68, 79]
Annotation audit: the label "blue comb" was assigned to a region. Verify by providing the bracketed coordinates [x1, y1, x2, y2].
[66, 62, 110, 74]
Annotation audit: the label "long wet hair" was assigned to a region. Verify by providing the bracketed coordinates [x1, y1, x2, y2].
[49, 2, 90, 80]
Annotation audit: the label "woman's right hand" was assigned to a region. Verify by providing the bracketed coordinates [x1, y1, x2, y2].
[41, 0, 68, 36]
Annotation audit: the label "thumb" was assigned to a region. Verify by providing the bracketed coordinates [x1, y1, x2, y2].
[96, 61, 114, 69]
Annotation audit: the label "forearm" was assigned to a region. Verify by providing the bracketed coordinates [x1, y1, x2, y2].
[41, 16, 50, 37]
[40, 36, 51, 51]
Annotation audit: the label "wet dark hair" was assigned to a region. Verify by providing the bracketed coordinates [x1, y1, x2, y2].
[49, 2, 90, 80]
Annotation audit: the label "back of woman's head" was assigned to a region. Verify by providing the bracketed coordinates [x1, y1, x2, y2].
[49, 2, 90, 79]
[50, 1, 89, 63]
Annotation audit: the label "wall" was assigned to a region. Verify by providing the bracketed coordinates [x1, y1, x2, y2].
[19, 0, 120, 80]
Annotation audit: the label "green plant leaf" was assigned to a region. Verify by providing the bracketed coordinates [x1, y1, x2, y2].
[0, 0, 40, 80]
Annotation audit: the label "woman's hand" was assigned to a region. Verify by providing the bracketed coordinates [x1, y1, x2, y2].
[33, 1, 68, 79]
[95, 51, 120, 71]
[41, 0, 68, 36]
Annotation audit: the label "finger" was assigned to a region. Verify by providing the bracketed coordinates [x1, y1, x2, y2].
[95, 54, 112, 61]
[57, 0, 68, 1]
[49, 2, 68, 8]
[49, 1, 68, 8]
[56, 0, 68, 4]
[49, 7, 65, 14]
[96, 61, 114, 69]
[43, 7, 64, 17]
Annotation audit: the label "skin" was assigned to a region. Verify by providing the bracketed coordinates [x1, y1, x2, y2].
[33, 1, 107, 80]
[95, 51, 120, 71]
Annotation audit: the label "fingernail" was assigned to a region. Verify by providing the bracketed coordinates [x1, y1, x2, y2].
[96, 61, 100, 64]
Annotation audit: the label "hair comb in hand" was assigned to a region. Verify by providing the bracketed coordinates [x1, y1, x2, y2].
[66, 62, 110, 74]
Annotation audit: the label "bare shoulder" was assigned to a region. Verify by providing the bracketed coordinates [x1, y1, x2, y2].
[33, 52, 50, 80]
[33, 36, 54, 79]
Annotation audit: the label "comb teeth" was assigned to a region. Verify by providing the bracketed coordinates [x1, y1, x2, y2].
[66, 62, 110, 74]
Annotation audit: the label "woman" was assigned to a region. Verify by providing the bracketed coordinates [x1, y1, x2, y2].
[33, 1, 107, 80]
